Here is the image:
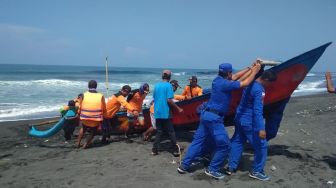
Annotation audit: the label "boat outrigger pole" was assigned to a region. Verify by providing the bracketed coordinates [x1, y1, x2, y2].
[105, 56, 109, 97]
[258, 58, 281, 66]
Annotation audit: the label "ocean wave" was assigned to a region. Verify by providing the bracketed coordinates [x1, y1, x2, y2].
[0, 79, 149, 90]
[196, 71, 218, 75]
[172, 72, 186, 76]
[293, 80, 326, 95]
[1, 69, 158, 75]
[0, 79, 84, 87]
[0, 104, 61, 119]
[0, 96, 155, 121]
[296, 80, 325, 90]
[89, 70, 158, 75]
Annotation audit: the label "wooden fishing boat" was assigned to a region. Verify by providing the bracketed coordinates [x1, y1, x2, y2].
[112, 42, 332, 134]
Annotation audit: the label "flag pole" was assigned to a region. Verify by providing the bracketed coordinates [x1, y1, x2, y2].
[105, 56, 109, 97]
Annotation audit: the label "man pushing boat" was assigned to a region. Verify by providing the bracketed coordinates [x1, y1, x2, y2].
[76, 80, 106, 149]
[178, 61, 261, 179]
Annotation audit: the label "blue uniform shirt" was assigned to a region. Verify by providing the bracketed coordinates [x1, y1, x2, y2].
[153, 81, 174, 119]
[206, 76, 240, 115]
[235, 81, 265, 131]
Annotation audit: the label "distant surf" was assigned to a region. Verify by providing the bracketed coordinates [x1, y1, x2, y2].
[0, 64, 329, 122]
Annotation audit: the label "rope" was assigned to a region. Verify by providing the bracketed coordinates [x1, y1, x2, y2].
[30, 119, 59, 126]
[176, 143, 182, 165]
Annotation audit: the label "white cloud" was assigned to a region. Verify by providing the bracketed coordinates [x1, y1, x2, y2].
[0, 23, 45, 40]
[0, 23, 74, 52]
[123, 46, 149, 58]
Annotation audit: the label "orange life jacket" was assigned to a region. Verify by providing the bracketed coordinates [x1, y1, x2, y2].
[181, 85, 203, 98]
[127, 91, 146, 113]
[80, 92, 104, 122]
[174, 94, 186, 101]
[150, 103, 154, 114]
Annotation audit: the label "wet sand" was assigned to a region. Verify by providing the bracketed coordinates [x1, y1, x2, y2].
[0, 94, 336, 188]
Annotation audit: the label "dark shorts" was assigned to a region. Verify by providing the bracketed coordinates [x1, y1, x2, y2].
[103, 116, 119, 128]
[81, 122, 99, 135]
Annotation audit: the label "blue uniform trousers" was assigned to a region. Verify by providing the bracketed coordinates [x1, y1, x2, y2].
[228, 122, 268, 173]
[182, 111, 230, 172]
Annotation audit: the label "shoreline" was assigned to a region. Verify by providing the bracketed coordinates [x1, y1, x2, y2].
[0, 93, 336, 187]
[0, 92, 328, 125]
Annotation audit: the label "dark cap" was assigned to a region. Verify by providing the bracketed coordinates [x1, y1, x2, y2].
[170, 80, 181, 88]
[77, 93, 83, 98]
[122, 85, 132, 92]
[189, 76, 198, 82]
[219, 63, 232, 72]
[68, 100, 75, 107]
[140, 83, 150, 94]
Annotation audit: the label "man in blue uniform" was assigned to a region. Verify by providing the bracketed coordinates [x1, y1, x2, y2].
[177, 61, 261, 179]
[226, 70, 277, 181]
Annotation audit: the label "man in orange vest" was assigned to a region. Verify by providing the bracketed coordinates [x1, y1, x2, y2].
[126, 83, 150, 126]
[170, 80, 186, 101]
[102, 85, 139, 143]
[76, 80, 106, 149]
[181, 76, 203, 99]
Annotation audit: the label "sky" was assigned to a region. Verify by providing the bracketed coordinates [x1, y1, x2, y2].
[0, 0, 335, 71]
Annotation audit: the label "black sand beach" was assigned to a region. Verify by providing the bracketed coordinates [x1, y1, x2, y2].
[0, 94, 336, 188]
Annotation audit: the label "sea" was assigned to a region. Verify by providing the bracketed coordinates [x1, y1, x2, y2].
[0, 64, 330, 122]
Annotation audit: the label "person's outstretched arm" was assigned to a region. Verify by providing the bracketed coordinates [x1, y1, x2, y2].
[239, 62, 261, 88]
[232, 67, 251, 81]
[232, 60, 261, 81]
[325, 72, 335, 93]
[168, 99, 183, 113]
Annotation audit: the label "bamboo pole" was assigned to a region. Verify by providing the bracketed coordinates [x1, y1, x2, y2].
[258, 58, 281, 66]
[105, 56, 109, 97]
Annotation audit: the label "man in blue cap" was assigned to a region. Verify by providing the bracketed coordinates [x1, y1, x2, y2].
[177, 61, 261, 179]
[226, 70, 277, 181]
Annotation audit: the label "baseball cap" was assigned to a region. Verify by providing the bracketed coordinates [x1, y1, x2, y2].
[140, 83, 150, 94]
[219, 63, 232, 72]
[68, 100, 76, 107]
[162, 70, 171, 75]
[189, 76, 198, 82]
[122, 85, 132, 92]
